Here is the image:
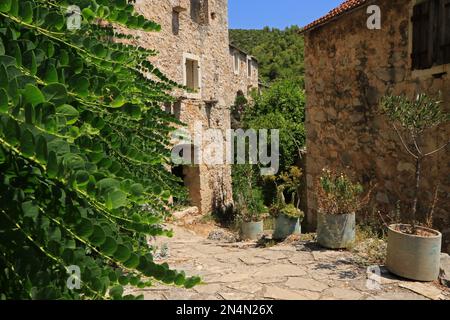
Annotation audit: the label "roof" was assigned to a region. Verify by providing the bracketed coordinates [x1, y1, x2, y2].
[229, 44, 259, 63]
[301, 0, 369, 33]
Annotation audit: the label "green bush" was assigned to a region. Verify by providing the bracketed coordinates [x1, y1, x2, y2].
[0, 0, 198, 299]
[244, 80, 306, 172]
[280, 204, 304, 220]
[232, 164, 266, 223]
[318, 169, 365, 215]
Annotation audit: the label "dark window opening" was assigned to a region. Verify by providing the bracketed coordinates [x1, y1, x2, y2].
[172, 10, 180, 35]
[412, 0, 450, 70]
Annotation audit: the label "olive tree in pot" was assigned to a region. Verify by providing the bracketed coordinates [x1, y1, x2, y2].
[317, 169, 366, 249]
[233, 164, 267, 240]
[269, 167, 305, 240]
[380, 94, 450, 281]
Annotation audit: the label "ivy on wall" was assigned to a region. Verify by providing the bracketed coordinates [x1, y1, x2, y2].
[0, 0, 199, 299]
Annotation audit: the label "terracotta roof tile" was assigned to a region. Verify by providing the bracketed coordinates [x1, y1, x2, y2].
[301, 0, 369, 32]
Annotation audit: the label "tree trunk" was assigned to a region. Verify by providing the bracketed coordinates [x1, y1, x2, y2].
[412, 157, 422, 231]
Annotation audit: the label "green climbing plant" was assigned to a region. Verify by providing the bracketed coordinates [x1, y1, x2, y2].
[0, 0, 199, 299]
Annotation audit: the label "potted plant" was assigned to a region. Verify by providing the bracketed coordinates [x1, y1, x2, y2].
[317, 169, 365, 249]
[380, 94, 449, 281]
[269, 167, 305, 240]
[233, 164, 267, 240]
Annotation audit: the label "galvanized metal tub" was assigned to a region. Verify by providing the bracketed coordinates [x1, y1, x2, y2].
[387, 224, 442, 282]
[240, 220, 264, 240]
[317, 212, 355, 249]
[273, 214, 301, 240]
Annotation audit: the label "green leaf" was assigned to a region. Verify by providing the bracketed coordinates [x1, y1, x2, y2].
[20, 129, 35, 157]
[123, 254, 139, 269]
[20, 1, 33, 23]
[23, 84, 45, 107]
[0, 0, 12, 13]
[109, 285, 123, 300]
[70, 76, 89, 97]
[0, 64, 8, 89]
[75, 218, 94, 238]
[23, 50, 37, 75]
[82, 8, 96, 22]
[92, 44, 107, 58]
[42, 83, 67, 104]
[100, 237, 118, 256]
[75, 170, 89, 187]
[47, 151, 58, 178]
[0, 147, 6, 164]
[45, 12, 64, 30]
[97, 178, 120, 194]
[44, 64, 58, 83]
[89, 225, 106, 246]
[130, 183, 144, 197]
[113, 244, 131, 262]
[35, 135, 48, 163]
[5, 118, 20, 146]
[22, 201, 39, 219]
[114, 0, 128, 10]
[184, 276, 201, 289]
[25, 104, 35, 124]
[106, 189, 127, 209]
[109, 95, 125, 108]
[0, 88, 8, 113]
[56, 104, 79, 125]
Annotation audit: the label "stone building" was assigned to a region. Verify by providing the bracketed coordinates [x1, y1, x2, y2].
[128, 0, 259, 214]
[302, 0, 450, 251]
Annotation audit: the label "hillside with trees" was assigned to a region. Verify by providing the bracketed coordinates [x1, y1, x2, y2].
[229, 26, 305, 86]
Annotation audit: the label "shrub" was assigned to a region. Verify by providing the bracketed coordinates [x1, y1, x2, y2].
[0, 0, 198, 299]
[280, 204, 305, 220]
[232, 164, 267, 223]
[267, 166, 304, 219]
[318, 169, 365, 215]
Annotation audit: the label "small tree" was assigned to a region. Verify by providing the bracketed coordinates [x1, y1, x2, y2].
[381, 94, 450, 230]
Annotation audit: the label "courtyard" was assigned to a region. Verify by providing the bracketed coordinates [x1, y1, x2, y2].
[128, 223, 450, 301]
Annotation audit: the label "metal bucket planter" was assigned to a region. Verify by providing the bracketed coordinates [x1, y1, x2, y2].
[240, 220, 264, 240]
[387, 224, 442, 282]
[317, 213, 355, 249]
[273, 214, 301, 240]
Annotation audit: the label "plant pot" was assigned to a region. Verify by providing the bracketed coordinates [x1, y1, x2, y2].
[273, 214, 301, 240]
[240, 220, 264, 240]
[317, 212, 355, 249]
[386, 224, 442, 282]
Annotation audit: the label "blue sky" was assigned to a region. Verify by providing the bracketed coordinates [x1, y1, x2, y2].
[229, 0, 344, 30]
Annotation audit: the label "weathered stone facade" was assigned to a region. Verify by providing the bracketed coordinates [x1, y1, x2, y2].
[128, 0, 258, 214]
[303, 0, 450, 251]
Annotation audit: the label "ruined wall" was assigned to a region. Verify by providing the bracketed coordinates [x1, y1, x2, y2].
[125, 0, 258, 214]
[304, 0, 450, 251]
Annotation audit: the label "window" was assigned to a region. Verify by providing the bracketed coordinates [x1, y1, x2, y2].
[172, 10, 180, 35]
[185, 58, 199, 90]
[190, 0, 209, 25]
[412, 0, 450, 70]
[183, 53, 201, 97]
[247, 57, 252, 78]
[233, 52, 240, 75]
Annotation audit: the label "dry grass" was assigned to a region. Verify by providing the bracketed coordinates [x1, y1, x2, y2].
[350, 225, 387, 267]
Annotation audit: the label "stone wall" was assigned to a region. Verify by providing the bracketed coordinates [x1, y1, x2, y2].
[123, 0, 258, 214]
[304, 0, 450, 251]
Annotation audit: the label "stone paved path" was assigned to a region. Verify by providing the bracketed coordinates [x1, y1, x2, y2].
[129, 225, 449, 300]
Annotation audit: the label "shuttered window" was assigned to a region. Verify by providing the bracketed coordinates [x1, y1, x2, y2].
[412, 0, 450, 70]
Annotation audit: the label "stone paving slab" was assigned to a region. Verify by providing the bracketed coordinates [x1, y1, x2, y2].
[130, 225, 449, 301]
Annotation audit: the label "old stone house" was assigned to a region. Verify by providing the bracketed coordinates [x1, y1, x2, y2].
[128, 0, 259, 214]
[302, 0, 450, 251]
